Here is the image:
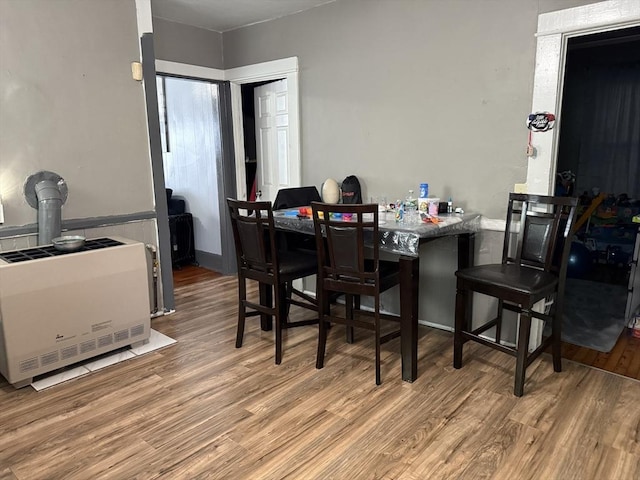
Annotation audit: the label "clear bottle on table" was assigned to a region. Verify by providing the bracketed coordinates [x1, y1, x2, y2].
[405, 190, 418, 224]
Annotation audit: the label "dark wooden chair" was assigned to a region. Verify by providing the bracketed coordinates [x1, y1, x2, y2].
[273, 186, 322, 304]
[453, 193, 578, 396]
[227, 198, 317, 364]
[311, 202, 402, 385]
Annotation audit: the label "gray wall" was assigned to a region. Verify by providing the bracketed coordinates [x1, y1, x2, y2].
[223, 0, 602, 219]
[0, 0, 153, 228]
[153, 17, 224, 69]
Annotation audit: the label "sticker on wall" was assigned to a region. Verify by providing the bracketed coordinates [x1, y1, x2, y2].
[526, 112, 556, 132]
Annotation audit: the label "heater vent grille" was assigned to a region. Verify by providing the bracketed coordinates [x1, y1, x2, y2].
[0, 238, 124, 264]
[41, 351, 59, 366]
[97, 334, 113, 348]
[20, 358, 39, 373]
[114, 329, 129, 342]
[80, 340, 97, 354]
[61, 345, 78, 360]
[130, 324, 145, 337]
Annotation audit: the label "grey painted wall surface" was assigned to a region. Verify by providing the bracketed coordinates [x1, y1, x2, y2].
[0, 0, 153, 228]
[153, 17, 224, 69]
[222, 0, 602, 219]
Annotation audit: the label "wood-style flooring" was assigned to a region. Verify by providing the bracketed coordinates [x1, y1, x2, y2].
[562, 330, 640, 381]
[1, 265, 639, 479]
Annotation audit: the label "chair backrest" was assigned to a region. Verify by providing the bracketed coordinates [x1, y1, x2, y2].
[311, 202, 379, 292]
[227, 198, 279, 281]
[502, 193, 578, 275]
[273, 186, 322, 210]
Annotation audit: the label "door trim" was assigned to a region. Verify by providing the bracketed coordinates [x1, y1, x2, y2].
[155, 60, 225, 81]
[526, 0, 640, 347]
[226, 57, 301, 201]
[526, 0, 640, 195]
[154, 58, 301, 203]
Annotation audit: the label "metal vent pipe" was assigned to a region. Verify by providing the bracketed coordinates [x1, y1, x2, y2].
[34, 180, 63, 245]
[24, 170, 68, 245]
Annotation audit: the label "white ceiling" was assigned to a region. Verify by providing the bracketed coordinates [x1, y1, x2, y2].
[151, 0, 337, 32]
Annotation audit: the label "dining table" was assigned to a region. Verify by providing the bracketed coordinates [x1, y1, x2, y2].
[271, 208, 482, 382]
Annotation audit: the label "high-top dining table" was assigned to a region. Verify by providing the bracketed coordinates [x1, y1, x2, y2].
[272, 209, 482, 382]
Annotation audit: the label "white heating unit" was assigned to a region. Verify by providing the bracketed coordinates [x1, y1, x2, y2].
[0, 236, 150, 388]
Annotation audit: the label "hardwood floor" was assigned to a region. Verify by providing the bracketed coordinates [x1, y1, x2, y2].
[562, 331, 640, 381]
[1, 265, 639, 479]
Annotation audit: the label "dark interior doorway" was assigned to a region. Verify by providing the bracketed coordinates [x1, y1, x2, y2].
[555, 26, 640, 369]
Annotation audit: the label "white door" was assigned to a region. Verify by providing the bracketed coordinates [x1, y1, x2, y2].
[254, 79, 295, 202]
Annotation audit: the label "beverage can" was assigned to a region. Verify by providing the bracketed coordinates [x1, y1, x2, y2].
[420, 183, 429, 198]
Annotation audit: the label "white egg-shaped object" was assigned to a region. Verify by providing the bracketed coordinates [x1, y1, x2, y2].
[321, 178, 340, 203]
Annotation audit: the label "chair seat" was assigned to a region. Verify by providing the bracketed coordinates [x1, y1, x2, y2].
[456, 264, 558, 298]
[279, 250, 317, 281]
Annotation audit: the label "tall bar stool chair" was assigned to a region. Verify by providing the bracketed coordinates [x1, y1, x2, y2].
[273, 186, 322, 305]
[227, 198, 317, 364]
[453, 193, 578, 396]
[311, 202, 402, 385]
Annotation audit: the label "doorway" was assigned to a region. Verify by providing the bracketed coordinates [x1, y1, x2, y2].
[153, 57, 302, 284]
[226, 56, 302, 203]
[241, 79, 292, 203]
[156, 75, 225, 272]
[529, 1, 640, 379]
[555, 27, 640, 373]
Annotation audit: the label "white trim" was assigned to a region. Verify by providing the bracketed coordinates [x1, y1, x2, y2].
[225, 57, 298, 84]
[537, 0, 640, 36]
[135, 0, 153, 39]
[480, 217, 506, 232]
[230, 82, 247, 200]
[526, 0, 640, 195]
[155, 60, 225, 81]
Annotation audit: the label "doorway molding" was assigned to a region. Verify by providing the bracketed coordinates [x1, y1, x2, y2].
[226, 57, 301, 201]
[526, 0, 640, 195]
[155, 57, 301, 203]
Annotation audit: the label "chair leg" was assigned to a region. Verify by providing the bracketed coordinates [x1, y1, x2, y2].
[552, 303, 562, 373]
[274, 284, 283, 365]
[236, 276, 246, 348]
[495, 300, 504, 344]
[284, 281, 293, 321]
[278, 284, 289, 328]
[375, 299, 381, 386]
[316, 290, 330, 369]
[345, 294, 355, 344]
[453, 285, 467, 369]
[259, 283, 273, 331]
[514, 311, 533, 397]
